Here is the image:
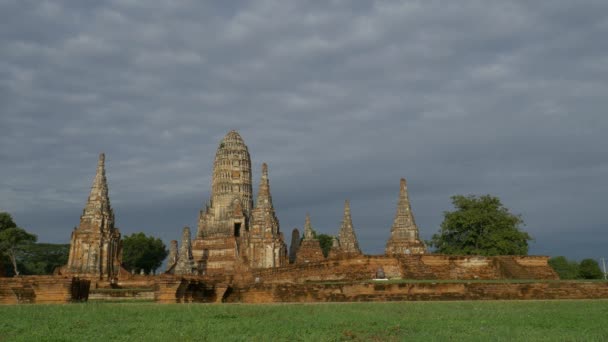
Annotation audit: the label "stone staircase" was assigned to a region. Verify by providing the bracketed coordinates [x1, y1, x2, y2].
[496, 257, 535, 279]
[398, 256, 437, 279]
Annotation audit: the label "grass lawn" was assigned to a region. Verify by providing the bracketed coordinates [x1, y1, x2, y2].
[1, 300, 607, 341]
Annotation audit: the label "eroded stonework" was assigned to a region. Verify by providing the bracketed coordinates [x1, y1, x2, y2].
[295, 214, 325, 264]
[385, 178, 427, 255]
[336, 200, 362, 256]
[192, 131, 287, 274]
[174, 227, 196, 275]
[66, 154, 122, 279]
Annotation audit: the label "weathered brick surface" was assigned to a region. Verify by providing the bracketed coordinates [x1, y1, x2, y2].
[0, 276, 89, 304]
[295, 214, 325, 264]
[385, 178, 427, 255]
[64, 153, 122, 279]
[192, 131, 287, 274]
[224, 281, 608, 303]
[335, 200, 362, 255]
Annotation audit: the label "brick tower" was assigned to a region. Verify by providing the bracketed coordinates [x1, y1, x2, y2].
[66, 153, 122, 278]
[385, 178, 427, 255]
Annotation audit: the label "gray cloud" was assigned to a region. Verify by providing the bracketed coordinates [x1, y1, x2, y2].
[1, 0, 607, 261]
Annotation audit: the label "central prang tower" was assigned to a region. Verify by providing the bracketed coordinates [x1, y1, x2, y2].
[192, 130, 286, 274]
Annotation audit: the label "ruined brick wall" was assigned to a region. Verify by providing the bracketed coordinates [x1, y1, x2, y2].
[223, 281, 608, 303]
[248, 255, 557, 284]
[0, 276, 89, 304]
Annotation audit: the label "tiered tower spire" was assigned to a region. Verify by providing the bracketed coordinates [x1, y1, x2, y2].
[174, 227, 196, 275]
[81, 153, 114, 232]
[66, 153, 122, 278]
[303, 213, 314, 240]
[295, 214, 325, 263]
[248, 163, 287, 268]
[337, 200, 362, 255]
[385, 178, 426, 255]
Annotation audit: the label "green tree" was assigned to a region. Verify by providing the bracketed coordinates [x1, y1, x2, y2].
[0, 227, 38, 275]
[122, 232, 168, 274]
[0, 212, 18, 232]
[548, 256, 580, 280]
[316, 234, 333, 258]
[578, 258, 603, 279]
[430, 195, 532, 255]
[18, 243, 70, 275]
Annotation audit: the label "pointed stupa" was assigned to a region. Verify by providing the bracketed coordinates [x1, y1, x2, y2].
[248, 162, 287, 268]
[66, 153, 122, 278]
[174, 227, 195, 275]
[251, 163, 279, 236]
[303, 213, 315, 240]
[80, 153, 114, 232]
[337, 200, 362, 255]
[385, 178, 426, 255]
[255, 163, 272, 209]
[295, 214, 325, 263]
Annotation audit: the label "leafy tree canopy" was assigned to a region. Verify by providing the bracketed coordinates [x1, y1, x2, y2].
[548, 256, 580, 280]
[0, 227, 38, 275]
[578, 258, 603, 279]
[430, 195, 532, 256]
[122, 232, 168, 274]
[0, 212, 18, 232]
[315, 233, 333, 258]
[18, 243, 70, 275]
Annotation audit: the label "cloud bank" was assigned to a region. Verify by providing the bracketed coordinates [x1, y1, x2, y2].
[1, 0, 607, 260]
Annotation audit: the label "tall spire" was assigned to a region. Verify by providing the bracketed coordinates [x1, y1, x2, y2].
[174, 227, 195, 275]
[303, 213, 315, 240]
[67, 153, 122, 278]
[338, 200, 361, 254]
[385, 178, 426, 255]
[392, 178, 417, 232]
[254, 163, 273, 209]
[80, 153, 114, 232]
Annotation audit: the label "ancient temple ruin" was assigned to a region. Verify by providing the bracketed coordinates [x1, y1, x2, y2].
[385, 178, 427, 255]
[1, 130, 566, 305]
[336, 200, 362, 256]
[174, 227, 196, 275]
[192, 131, 287, 274]
[65, 153, 122, 279]
[295, 214, 325, 263]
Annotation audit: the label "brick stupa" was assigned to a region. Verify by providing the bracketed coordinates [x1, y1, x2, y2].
[385, 178, 427, 255]
[66, 153, 122, 279]
[336, 200, 362, 256]
[295, 214, 325, 263]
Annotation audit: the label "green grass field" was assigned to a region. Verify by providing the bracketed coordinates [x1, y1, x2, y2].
[1, 300, 607, 341]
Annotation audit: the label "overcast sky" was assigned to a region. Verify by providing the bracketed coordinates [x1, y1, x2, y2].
[1, 1, 607, 261]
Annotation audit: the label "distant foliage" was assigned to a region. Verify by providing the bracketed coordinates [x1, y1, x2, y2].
[548, 256, 580, 279]
[0, 227, 38, 276]
[122, 232, 168, 274]
[18, 243, 70, 275]
[430, 195, 532, 256]
[316, 234, 333, 258]
[300, 229, 334, 258]
[549, 256, 604, 280]
[0, 212, 18, 232]
[578, 259, 603, 279]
